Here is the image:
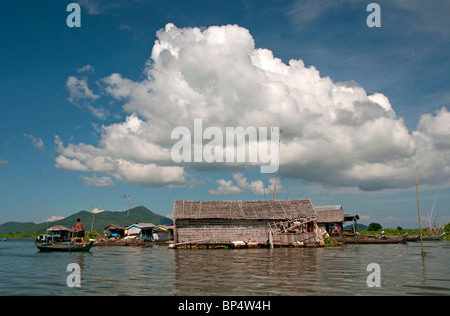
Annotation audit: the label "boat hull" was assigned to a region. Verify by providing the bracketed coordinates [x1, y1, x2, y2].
[332, 235, 407, 244]
[406, 233, 445, 241]
[35, 241, 93, 252]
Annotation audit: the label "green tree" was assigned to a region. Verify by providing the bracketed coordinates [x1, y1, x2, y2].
[444, 222, 450, 234]
[367, 222, 382, 231]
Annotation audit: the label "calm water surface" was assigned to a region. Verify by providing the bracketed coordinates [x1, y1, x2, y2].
[0, 238, 449, 295]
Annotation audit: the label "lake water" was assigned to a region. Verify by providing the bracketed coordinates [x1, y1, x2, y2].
[0, 238, 449, 296]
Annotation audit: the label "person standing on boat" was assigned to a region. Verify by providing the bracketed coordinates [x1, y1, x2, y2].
[72, 218, 85, 246]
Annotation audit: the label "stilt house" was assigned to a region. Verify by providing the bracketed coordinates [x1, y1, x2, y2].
[172, 199, 323, 247]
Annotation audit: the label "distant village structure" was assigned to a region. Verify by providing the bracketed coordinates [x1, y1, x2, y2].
[172, 199, 324, 248]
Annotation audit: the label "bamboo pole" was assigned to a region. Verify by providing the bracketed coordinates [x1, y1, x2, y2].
[415, 176, 425, 257]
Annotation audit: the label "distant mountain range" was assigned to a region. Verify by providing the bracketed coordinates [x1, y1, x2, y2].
[0, 206, 173, 235]
[344, 223, 368, 230]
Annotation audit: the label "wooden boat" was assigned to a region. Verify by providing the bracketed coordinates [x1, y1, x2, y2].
[406, 233, 445, 241]
[405, 235, 421, 241]
[332, 234, 407, 244]
[35, 241, 94, 252]
[423, 233, 445, 240]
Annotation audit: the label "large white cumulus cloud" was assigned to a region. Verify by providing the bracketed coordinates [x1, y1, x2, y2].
[56, 23, 450, 191]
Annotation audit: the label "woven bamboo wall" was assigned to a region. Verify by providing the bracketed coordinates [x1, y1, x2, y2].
[175, 219, 268, 244]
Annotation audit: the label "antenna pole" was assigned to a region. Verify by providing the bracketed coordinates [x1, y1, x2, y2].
[273, 128, 283, 201]
[91, 204, 96, 232]
[122, 194, 133, 217]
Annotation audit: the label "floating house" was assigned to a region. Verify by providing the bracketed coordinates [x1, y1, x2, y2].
[126, 223, 156, 241]
[172, 199, 323, 248]
[153, 225, 174, 242]
[104, 224, 127, 239]
[315, 206, 360, 236]
[315, 205, 345, 236]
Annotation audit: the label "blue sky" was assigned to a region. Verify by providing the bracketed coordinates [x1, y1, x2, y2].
[1, 0, 450, 228]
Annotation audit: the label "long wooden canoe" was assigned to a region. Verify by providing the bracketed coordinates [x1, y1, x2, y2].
[423, 233, 445, 240]
[407, 233, 445, 241]
[332, 234, 407, 244]
[35, 241, 94, 252]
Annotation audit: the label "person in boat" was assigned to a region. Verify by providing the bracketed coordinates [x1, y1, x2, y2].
[72, 218, 86, 246]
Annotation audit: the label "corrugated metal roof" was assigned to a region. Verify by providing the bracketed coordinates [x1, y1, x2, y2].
[126, 223, 155, 230]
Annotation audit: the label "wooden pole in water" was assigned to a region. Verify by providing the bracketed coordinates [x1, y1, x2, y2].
[415, 176, 425, 257]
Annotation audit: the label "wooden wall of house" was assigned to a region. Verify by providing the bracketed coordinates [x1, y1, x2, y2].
[272, 232, 316, 244]
[175, 219, 268, 244]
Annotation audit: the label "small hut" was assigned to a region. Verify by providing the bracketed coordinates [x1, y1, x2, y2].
[152, 225, 174, 242]
[172, 199, 323, 248]
[343, 214, 360, 234]
[104, 224, 127, 239]
[125, 223, 155, 241]
[315, 206, 345, 237]
[47, 225, 72, 241]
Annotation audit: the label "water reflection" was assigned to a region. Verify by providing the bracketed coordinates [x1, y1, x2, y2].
[174, 248, 325, 295]
[0, 239, 449, 295]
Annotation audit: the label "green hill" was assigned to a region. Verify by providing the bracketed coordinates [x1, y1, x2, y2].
[0, 206, 172, 236]
[344, 223, 368, 231]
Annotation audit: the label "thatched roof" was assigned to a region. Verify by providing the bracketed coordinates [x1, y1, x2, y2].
[173, 199, 317, 220]
[47, 225, 70, 232]
[104, 224, 127, 230]
[316, 209, 345, 223]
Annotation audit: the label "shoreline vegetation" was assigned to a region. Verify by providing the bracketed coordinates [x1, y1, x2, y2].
[0, 231, 102, 239]
[361, 221, 450, 241]
[2, 226, 449, 242]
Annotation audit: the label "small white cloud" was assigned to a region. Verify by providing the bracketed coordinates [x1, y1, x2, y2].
[208, 172, 280, 196]
[48, 216, 65, 222]
[77, 64, 95, 74]
[66, 76, 98, 102]
[24, 134, 45, 151]
[0, 158, 9, 165]
[80, 174, 115, 187]
[207, 179, 243, 195]
[78, 0, 101, 15]
[66, 76, 108, 119]
[55, 155, 89, 171]
[91, 207, 105, 214]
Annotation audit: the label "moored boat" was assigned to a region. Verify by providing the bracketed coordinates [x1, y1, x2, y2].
[35, 240, 94, 252]
[332, 234, 407, 244]
[422, 233, 446, 240]
[407, 233, 445, 241]
[405, 234, 420, 241]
